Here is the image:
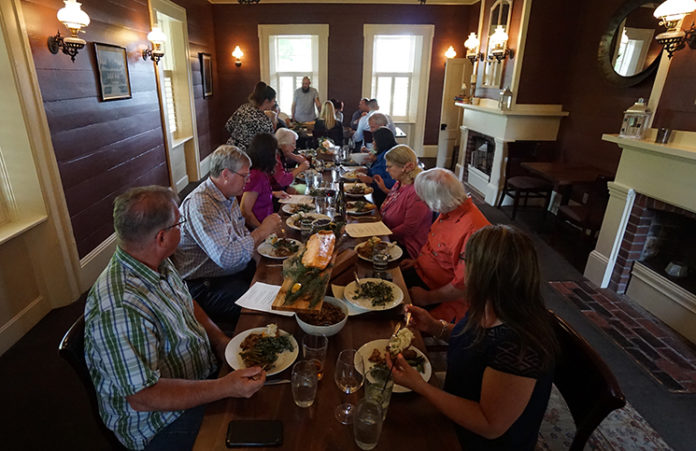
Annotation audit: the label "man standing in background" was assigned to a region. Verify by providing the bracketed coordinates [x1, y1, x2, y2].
[291, 76, 320, 123]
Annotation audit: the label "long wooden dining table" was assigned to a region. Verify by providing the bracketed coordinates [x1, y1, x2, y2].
[193, 185, 461, 450]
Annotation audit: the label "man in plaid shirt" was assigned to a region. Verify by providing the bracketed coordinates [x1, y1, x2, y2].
[173, 145, 281, 327]
[84, 186, 266, 450]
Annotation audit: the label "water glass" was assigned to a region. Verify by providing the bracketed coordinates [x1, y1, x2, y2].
[372, 242, 390, 272]
[353, 399, 383, 450]
[302, 334, 328, 381]
[300, 217, 314, 241]
[315, 196, 328, 215]
[291, 360, 318, 408]
[364, 366, 394, 421]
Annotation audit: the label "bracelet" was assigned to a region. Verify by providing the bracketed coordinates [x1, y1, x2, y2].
[438, 319, 449, 340]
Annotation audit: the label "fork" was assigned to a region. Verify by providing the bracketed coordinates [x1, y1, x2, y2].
[354, 271, 362, 287]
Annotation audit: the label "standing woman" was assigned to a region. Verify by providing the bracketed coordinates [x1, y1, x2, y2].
[389, 225, 558, 450]
[241, 133, 289, 227]
[226, 82, 276, 152]
[313, 101, 344, 146]
[378, 145, 432, 258]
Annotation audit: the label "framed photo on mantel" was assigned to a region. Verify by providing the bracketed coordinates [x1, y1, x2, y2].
[199, 52, 213, 98]
[94, 43, 132, 101]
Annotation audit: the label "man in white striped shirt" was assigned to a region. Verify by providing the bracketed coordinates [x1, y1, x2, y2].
[173, 145, 281, 327]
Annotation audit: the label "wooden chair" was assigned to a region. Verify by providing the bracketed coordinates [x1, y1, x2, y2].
[555, 175, 611, 240]
[550, 311, 626, 450]
[58, 315, 126, 449]
[496, 146, 553, 220]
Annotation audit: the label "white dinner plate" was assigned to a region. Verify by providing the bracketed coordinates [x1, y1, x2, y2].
[354, 241, 403, 263]
[355, 339, 432, 393]
[346, 201, 376, 215]
[286, 213, 331, 230]
[344, 183, 373, 197]
[344, 278, 403, 311]
[225, 327, 298, 376]
[257, 238, 302, 260]
[281, 203, 315, 215]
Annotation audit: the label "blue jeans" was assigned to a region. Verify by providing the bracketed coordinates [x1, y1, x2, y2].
[143, 404, 206, 451]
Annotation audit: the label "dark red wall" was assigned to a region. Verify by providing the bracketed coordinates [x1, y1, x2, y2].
[653, 12, 696, 132]
[211, 4, 476, 145]
[21, 0, 219, 258]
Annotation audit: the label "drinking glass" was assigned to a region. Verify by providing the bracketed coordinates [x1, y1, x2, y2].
[291, 360, 318, 408]
[300, 217, 314, 241]
[353, 399, 383, 450]
[302, 334, 328, 381]
[334, 349, 364, 424]
[315, 196, 328, 215]
[363, 366, 394, 421]
[372, 242, 390, 273]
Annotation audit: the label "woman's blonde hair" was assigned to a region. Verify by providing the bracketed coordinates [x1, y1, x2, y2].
[319, 101, 336, 130]
[385, 145, 422, 184]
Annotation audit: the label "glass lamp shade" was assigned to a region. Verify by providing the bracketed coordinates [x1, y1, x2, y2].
[147, 27, 167, 45]
[232, 46, 244, 59]
[654, 0, 696, 23]
[464, 32, 480, 51]
[57, 0, 90, 31]
[445, 46, 457, 59]
[490, 26, 509, 48]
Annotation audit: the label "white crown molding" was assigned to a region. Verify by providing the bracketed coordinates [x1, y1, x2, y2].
[209, 0, 480, 4]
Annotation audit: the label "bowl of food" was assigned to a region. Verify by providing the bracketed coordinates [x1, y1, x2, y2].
[350, 153, 371, 165]
[295, 296, 349, 336]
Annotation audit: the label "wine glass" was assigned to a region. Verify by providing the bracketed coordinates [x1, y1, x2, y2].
[334, 349, 364, 424]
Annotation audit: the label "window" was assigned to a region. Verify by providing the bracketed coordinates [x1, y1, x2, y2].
[259, 25, 329, 116]
[363, 25, 433, 152]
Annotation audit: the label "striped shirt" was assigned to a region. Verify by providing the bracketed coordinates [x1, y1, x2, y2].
[173, 178, 255, 280]
[84, 247, 217, 450]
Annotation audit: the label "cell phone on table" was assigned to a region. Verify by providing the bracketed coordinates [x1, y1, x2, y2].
[226, 420, 283, 448]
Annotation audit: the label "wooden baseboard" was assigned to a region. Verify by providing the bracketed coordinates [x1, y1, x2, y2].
[79, 233, 117, 293]
[0, 295, 50, 356]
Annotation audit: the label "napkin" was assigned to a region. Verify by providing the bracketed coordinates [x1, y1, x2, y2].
[278, 194, 313, 205]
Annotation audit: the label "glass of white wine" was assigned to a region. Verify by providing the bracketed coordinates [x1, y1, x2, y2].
[334, 349, 364, 424]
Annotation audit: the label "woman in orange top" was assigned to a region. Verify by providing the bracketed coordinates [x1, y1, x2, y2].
[400, 168, 490, 322]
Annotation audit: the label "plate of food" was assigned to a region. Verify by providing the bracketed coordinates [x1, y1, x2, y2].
[282, 203, 315, 215]
[344, 183, 374, 197]
[344, 278, 403, 311]
[257, 235, 302, 260]
[286, 212, 331, 230]
[226, 324, 298, 376]
[355, 237, 403, 262]
[341, 170, 362, 181]
[355, 331, 432, 393]
[346, 200, 376, 215]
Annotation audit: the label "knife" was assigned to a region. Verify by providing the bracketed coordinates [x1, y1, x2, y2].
[264, 379, 291, 386]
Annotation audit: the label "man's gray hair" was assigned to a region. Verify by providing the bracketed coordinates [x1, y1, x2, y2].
[414, 168, 468, 214]
[368, 113, 388, 127]
[209, 145, 251, 177]
[275, 128, 298, 146]
[113, 185, 179, 246]
[367, 98, 379, 109]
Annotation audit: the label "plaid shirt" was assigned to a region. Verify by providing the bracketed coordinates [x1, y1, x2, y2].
[173, 178, 255, 279]
[84, 247, 217, 450]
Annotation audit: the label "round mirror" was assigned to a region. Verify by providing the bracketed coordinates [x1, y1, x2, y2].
[598, 0, 662, 86]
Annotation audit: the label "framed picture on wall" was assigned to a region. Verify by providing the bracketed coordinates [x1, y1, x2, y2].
[94, 43, 132, 101]
[199, 52, 213, 98]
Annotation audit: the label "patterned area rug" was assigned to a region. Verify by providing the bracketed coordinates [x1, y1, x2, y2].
[537, 385, 672, 450]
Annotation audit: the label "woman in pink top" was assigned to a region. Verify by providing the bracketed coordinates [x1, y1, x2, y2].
[376, 145, 432, 258]
[273, 128, 309, 192]
[241, 133, 289, 227]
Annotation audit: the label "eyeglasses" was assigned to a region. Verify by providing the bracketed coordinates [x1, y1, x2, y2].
[228, 169, 251, 181]
[163, 218, 186, 230]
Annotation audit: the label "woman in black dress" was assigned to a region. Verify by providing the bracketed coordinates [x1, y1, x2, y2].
[389, 225, 558, 450]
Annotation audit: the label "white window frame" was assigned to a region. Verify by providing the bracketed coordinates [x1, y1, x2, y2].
[363, 25, 433, 153]
[258, 24, 329, 114]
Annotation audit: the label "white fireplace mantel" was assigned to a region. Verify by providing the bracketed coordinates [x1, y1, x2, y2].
[455, 101, 568, 205]
[585, 130, 696, 343]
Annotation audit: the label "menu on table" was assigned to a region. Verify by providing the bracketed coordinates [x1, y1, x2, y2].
[345, 221, 393, 238]
[278, 195, 313, 205]
[234, 282, 294, 316]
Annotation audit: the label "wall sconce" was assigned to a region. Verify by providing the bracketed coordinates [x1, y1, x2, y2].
[464, 32, 483, 63]
[142, 27, 166, 64]
[488, 25, 515, 62]
[445, 46, 457, 59]
[47, 0, 90, 62]
[653, 0, 696, 58]
[232, 46, 244, 67]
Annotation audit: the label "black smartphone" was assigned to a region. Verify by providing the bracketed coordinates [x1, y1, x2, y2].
[226, 420, 283, 448]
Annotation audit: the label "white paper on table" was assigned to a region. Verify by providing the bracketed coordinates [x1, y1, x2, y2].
[345, 221, 393, 238]
[234, 282, 294, 316]
[278, 195, 313, 205]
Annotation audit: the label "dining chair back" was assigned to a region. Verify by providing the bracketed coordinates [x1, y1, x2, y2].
[58, 315, 125, 449]
[555, 175, 611, 239]
[550, 311, 626, 451]
[496, 144, 553, 220]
